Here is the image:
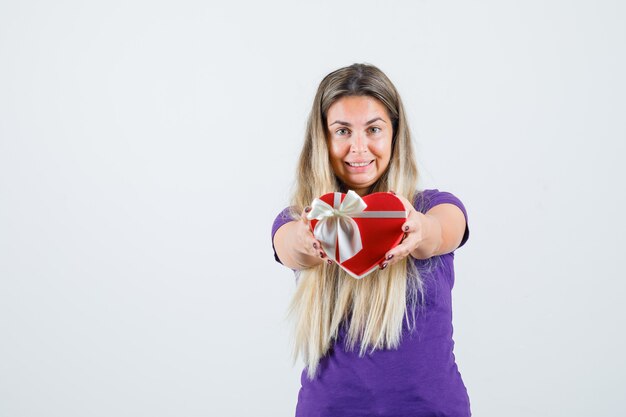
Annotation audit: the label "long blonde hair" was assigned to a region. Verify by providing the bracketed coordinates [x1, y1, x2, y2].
[288, 63, 424, 380]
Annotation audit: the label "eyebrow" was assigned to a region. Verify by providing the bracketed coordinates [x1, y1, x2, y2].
[329, 117, 387, 127]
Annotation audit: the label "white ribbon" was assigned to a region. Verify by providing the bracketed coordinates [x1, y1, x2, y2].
[307, 190, 367, 263]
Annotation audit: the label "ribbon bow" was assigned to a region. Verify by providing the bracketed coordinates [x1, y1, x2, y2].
[306, 190, 367, 263]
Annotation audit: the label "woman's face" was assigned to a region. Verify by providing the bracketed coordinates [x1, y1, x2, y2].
[326, 95, 393, 196]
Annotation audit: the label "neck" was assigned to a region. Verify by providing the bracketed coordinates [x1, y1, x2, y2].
[354, 187, 368, 196]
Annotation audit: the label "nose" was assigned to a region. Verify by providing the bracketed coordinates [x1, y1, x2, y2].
[350, 132, 367, 153]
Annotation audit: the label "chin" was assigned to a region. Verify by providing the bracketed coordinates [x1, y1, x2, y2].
[344, 181, 377, 194]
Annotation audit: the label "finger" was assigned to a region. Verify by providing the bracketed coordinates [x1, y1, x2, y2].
[401, 215, 415, 232]
[311, 239, 325, 258]
[387, 233, 408, 260]
[306, 237, 326, 257]
[303, 240, 318, 257]
[401, 210, 420, 233]
[385, 240, 416, 265]
[385, 248, 409, 266]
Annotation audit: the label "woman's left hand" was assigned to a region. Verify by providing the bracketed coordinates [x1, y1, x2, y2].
[380, 192, 436, 269]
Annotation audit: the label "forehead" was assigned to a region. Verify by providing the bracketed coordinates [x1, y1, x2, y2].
[326, 96, 389, 124]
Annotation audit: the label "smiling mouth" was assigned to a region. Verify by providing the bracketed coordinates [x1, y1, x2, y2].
[345, 160, 374, 167]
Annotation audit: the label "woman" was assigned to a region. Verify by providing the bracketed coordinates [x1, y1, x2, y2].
[271, 63, 471, 416]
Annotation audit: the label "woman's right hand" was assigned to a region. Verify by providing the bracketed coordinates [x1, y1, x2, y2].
[296, 206, 328, 260]
[273, 206, 331, 270]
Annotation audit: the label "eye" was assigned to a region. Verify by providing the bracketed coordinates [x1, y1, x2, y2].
[369, 126, 382, 134]
[335, 128, 350, 136]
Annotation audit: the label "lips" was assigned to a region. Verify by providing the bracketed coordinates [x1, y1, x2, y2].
[345, 160, 374, 167]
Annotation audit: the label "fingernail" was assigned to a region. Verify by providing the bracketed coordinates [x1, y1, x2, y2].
[386, 254, 394, 260]
[304, 206, 312, 213]
[380, 262, 388, 270]
[313, 242, 318, 249]
[404, 225, 409, 232]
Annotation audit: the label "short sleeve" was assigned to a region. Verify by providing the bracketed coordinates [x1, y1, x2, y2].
[413, 189, 470, 250]
[271, 207, 296, 264]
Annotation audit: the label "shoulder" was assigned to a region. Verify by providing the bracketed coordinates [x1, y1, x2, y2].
[270, 206, 298, 265]
[413, 188, 470, 250]
[271, 206, 297, 237]
[413, 189, 468, 217]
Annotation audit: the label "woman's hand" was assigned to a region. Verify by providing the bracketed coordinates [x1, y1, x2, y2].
[296, 206, 329, 262]
[379, 192, 441, 269]
[273, 206, 331, 270]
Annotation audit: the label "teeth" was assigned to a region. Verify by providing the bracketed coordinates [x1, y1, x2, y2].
[348, 161, 371, 167]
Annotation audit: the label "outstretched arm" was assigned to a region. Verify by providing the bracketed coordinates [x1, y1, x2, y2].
[383, 196, 467, 267]
[273, 207, 328, 270]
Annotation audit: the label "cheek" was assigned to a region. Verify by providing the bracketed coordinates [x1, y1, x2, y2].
[370, 140, 392, 159]
[329, 142, 349, 162]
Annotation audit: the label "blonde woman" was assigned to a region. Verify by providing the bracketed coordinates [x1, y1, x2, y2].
[271, 63, 471, 417]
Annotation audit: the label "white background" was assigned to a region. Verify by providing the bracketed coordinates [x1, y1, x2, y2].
[1, 1, 625, 416]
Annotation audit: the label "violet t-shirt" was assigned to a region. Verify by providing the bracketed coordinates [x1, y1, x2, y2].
[271, 189, 471, 417]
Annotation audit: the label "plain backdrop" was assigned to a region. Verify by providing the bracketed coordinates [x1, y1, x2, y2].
[1, 1, 625, 416]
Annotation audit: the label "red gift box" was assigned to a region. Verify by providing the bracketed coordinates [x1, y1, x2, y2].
[307, 191, 407, 279]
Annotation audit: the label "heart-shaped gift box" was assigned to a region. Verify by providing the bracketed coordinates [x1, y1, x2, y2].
[307, 191, 407, 279]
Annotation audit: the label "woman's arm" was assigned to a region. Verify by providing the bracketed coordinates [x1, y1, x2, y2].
[409, 203, 466, 259]
[273, 207, 327, 270]
[383, 196, 467, 267]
